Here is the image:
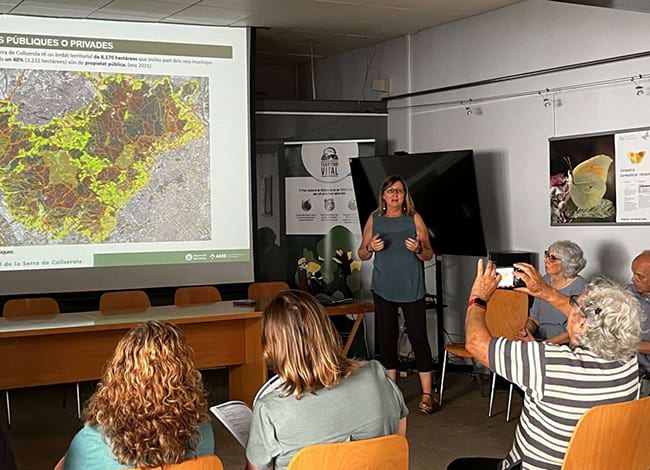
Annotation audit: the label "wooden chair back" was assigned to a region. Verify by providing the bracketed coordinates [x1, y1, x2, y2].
[485, 289, 528, 339]
[175, 286, 222, 306]
[99, 290, 151, 314]
[130, 455, 224, 470]
[247, 282, 289, 301]
[3, 297, 60, 319]
[561, 396, 650, 470]
[287, 434, 409, 470]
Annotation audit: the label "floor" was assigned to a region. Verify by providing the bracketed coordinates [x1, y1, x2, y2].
[5, 369, 521, 470]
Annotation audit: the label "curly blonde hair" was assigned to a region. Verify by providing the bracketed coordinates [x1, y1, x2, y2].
[83, 321, 208, 468]
[262, 290, 359, 398]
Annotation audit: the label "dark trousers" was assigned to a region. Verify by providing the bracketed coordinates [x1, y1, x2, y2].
[447, 458, 518, 470]
[373, 293, 434, 373]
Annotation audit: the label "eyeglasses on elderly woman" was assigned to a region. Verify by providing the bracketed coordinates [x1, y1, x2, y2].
[569, 294, 602, 316]
[544, 250, 560, 262]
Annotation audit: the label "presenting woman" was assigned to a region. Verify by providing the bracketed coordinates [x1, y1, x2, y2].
[517, 240, 587, 344]
[358, 175, 436, 414]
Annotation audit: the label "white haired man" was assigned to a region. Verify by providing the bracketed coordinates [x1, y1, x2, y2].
[630, 251, 650, 396]
[447, 260, 641, 470]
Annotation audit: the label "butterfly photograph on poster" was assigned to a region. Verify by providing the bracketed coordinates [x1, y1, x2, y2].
[549, 134, 616, 225]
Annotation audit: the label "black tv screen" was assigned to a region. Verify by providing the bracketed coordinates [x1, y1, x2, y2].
[350, 151, 487, 257]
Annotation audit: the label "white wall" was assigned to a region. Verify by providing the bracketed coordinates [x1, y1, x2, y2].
[313, 0, 650, 346]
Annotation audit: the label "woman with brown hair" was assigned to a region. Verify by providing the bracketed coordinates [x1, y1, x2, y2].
[245, 290, 407, 470]
[58, 321, 214, 469]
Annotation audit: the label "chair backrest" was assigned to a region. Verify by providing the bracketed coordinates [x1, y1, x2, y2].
[175, 286, 222, 306]
[287, 434, 409, 470]
[130, 455, 224, 470]
[485, 289, 528, 339]
[3, 297, 60, 319]
[561, 396, 650, 470]
[247, 282, 289, 301]
[99, 290, 151, 314]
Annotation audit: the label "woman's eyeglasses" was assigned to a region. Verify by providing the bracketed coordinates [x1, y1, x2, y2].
[569, 294, 602, 316]
[385, 188, 405, 195]
[544, 250, 560, 262]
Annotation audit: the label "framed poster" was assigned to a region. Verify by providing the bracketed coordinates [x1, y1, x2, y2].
[549, 126, 650, 225]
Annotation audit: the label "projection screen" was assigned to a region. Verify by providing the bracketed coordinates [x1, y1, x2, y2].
[0, 16, 253, 294]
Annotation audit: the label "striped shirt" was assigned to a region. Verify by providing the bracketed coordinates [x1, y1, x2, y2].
[489, 337, 639, 470]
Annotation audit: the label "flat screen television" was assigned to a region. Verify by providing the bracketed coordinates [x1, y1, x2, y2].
[350, 151, 487, 257]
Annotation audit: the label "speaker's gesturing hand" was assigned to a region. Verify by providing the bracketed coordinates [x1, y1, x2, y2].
[368, 233, 384, 253]
[404, 237, 421, 253]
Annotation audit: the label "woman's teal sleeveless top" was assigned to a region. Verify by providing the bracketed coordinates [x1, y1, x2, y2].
[371, 214, 425, 303]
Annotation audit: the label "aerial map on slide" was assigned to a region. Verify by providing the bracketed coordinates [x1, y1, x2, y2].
[0, 70, 210, 246]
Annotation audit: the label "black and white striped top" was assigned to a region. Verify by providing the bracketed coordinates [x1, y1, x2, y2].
[489, 337, 639, 470]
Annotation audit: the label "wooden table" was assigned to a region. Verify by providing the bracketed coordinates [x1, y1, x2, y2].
[0, 301, 372, 407]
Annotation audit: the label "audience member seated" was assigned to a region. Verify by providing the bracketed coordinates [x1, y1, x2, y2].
[629, 250, 650, 396]
[516, 240, 587, 344]
[57, 321, 214, 470]
[245, 290, 408, 470]
[448, 260, 641, 470]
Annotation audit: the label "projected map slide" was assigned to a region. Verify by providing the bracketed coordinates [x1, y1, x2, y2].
[0, 18, 250, 272]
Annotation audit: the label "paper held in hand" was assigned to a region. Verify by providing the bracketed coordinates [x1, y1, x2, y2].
[210, 375, 283, 448]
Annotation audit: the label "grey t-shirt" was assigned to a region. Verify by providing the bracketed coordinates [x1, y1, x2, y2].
[627, 284, 650, 374]
[245, 360, 408, 470]
[530, 275, 587, 340]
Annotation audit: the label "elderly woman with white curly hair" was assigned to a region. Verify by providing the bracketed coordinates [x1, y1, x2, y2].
[447, 260, 641, 470]
[517, 240, 587, 344]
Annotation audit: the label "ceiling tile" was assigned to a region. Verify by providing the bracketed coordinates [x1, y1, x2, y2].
[435, 0, 520, 16]
[163, 4, 250, 25]
[9, 4, 95, 17]
[361, 0, 450, 10]
[16, 0, 111, 8]
[198, 0, 289, 9]
[88, 11, 165, 21]
[229, 11, 300, 28]
[314, 0, 366, 5]
[354, 10, 459, 35]
[91, 0, 188, 19]
[0, 1, 21, 12]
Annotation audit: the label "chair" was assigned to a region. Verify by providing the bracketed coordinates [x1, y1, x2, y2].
[2, 297, 60, 426]
[484, 289, 528, 420]
[129, 455, 224, 470]
[439, 290, 528, 421]
[175, 286, 222, 306]
[561, 396, 650, 470]
[247, 281, 289, 302]
[287, 434, 409, 470]
[3, 297, 60, 319]
[99, 290, 151, 313]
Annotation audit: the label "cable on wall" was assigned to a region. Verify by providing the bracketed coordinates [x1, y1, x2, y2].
[385, 73, 649, 114]
[383, 49, 650, 102]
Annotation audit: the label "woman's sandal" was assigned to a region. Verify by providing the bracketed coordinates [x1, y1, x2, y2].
[418, 392, 439, 415]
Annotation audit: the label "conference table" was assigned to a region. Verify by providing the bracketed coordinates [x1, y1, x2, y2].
[0, 301, 373, 407]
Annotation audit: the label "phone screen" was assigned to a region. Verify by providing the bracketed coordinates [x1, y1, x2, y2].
[496, 267, 515, 289]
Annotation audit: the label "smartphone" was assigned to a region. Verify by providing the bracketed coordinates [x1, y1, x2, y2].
[496, 267, 525, 289]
